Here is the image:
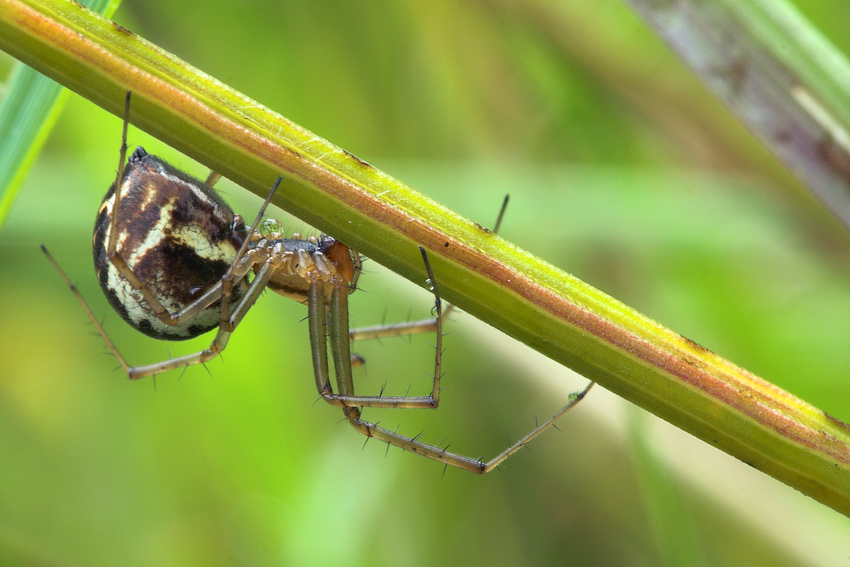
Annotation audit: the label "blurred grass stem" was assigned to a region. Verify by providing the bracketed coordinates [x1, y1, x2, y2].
[623, 0, 850, 232]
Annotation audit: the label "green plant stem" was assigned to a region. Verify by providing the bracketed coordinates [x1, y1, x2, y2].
[2, 0, 850, 514]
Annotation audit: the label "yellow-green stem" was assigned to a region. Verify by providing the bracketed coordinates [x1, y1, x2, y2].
[2, 0, 849, 514]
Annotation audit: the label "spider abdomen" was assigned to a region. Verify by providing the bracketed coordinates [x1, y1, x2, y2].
[93, 147, 249, 340]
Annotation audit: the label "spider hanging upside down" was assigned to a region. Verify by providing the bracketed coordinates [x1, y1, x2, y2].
[42, 92, 593, 474]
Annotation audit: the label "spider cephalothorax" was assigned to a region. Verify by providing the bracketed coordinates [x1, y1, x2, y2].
[247, 231, 359, 303]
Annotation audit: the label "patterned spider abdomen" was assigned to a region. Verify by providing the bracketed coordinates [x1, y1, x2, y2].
[93, 147, 249, 340]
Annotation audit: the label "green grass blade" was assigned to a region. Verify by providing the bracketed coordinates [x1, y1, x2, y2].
[629, 411, 707, 567]
[0, 0, 120, 231]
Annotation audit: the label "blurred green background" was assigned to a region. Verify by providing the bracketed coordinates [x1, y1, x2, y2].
[3, 0, 850, 565]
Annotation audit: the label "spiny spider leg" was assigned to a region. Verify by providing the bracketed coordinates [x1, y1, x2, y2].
[42, 244, 132, 376]
[42, 179, 282, 379]
[314, 247, 442, 410]
[348, 195, 509, 343]
[311, 246, 593, 473]
[346, 382, 594, 474]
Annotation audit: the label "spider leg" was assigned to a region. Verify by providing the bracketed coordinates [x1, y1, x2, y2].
[309, 246, 594, 473]
[314, 249, 442, 410]
[219, 179, 280, 332]
[348, 307, 452, 342]
[204, 170, 222, 187]
[342, 380, 592, 474]
[102, 92, 178, 324]
[106, 91, 131, 262]
[122, 260, 277, 378]
[42, 244, 277, 379]
[348, 194, 508, 343]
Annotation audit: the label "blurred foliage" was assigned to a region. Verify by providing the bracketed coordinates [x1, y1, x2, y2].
[2, 0, 850, 565]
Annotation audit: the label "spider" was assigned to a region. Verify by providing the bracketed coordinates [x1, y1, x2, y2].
[42, 92, 593, 474]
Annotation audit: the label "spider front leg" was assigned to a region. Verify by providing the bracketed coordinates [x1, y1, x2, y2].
[310, 247, 594, 474]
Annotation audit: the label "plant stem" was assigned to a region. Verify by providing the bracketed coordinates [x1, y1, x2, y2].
[2, 0, 850, 515]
